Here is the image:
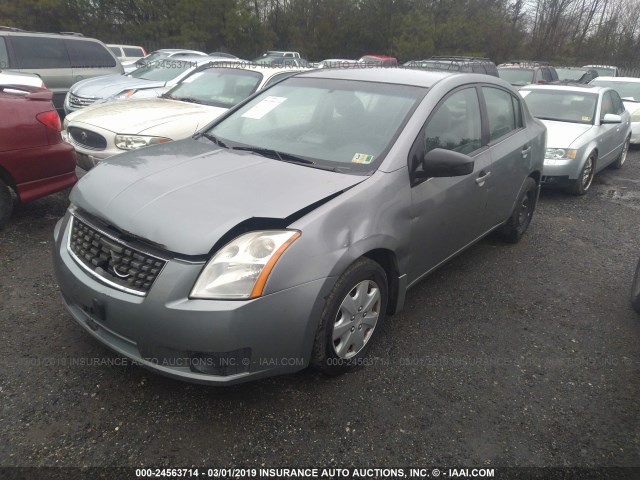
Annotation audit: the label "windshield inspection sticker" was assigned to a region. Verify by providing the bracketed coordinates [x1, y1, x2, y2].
[582, 116, 591, 122]
[352, 153, 374, 164]
[241, 96, 287, 119]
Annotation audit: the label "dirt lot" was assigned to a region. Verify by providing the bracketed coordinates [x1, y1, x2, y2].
[1, 150, 639, 470]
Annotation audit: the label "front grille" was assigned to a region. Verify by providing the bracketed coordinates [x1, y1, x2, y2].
[68, 126, 107, 150]
[68, 216, 166, 295]
[68, 93, 97, 109]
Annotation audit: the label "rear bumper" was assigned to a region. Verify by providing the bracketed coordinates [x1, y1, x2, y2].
[2, 142, 77, 203]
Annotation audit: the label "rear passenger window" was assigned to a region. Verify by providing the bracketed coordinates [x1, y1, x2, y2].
[542, 68, 552, 82]
[65, 40, 116, 68]
[0, 37, 8, 68]
[423, 88, 482, 155]
[482, 87, 520, 141]
[11, 36, 70, 69]
[123, 47, 143, 56]
[108, 46, 121, 56]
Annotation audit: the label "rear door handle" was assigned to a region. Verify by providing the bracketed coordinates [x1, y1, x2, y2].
[522, 146, 532, 157]
[475, 171, 491, 185]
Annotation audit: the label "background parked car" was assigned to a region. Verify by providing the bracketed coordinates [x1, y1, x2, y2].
[0, 30, 123, 113]
[404, 56, 499, 76]
[64, 55, 231, 114]
[498, 61, 559, 87]
[122, 49, 208, 73]
[583, 64, 619, 77]
[555, 66, 598, 84]
[52, 68, 545, 385]
[0, 85, 76, 227]
[64, 65, 307, 169]
[107, 44, 147, 63]
[589, 76, 640, 144]
[357, 55, 398, 67]
[520, 84, 631, 194]
[0, 69, 45, 88]
[316, 59, 357, 68]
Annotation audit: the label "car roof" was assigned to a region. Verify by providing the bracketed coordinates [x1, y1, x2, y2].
[521, 84, 606, 94]
[108, 44, 144, 49]
[591, 76, 640, 83]
[583, 64, 617, 69]
[298, 67, 459, 87]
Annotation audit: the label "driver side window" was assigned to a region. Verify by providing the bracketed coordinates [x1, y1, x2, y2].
[423, 88, 482, 157]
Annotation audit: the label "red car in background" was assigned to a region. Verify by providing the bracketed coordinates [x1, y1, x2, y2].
[357, 55, 398, 67]
[0, 85, 76, 227]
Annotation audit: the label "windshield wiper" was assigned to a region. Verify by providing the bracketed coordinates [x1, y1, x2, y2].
[200, 133, 228, 148]
[231, 146, 340, 171]
[174, 97, 202, 104]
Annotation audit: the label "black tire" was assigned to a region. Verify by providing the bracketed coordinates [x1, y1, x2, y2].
[311, 257, 388, 375]
[568, 153, 596, 195]
[0, 178, 14, 229]
[631, 257, 640, 314]
[498, 177, 537, 244]
[611, 136, 630, 169]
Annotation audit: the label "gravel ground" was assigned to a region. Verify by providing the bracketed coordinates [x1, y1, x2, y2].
[1, 150, 639, 470]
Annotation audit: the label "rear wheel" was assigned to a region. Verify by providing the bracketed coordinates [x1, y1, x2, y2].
[311, 257, 388, 375]
[498, 177, 537, 243]
[611, 136, 630, 169]
[0, 178, 14, 229]
[568, 153, 596, 196]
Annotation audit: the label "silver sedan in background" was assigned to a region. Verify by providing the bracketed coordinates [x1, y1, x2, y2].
[520, 84, 631, 195]
[53, 69, 545, 385]
[589, 77, 640, 144]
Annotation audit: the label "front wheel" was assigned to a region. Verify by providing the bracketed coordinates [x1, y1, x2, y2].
[498, 177, 537, 243]
[0, 178, 14, 229]
[568, 153, 596, 195]
[611, 136, 630, 169]
[311, 257, 388, 375]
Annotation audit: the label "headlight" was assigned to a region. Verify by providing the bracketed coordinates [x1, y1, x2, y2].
[545, 148, 577, 160]
[191, 230, 301, 300]
[115, 134, 172, 150]
[631, 108, 640, 122]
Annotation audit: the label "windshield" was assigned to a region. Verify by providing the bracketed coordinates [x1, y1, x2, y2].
[358, 56, 382, 65]
[522, 90, 597, 124]
[498, 68, 534, 86]
[556, 68, 587, 81]
[206, 77, 425, 172]
[590, 80, 640, 102]
[129, 59, 198, 81]
[586, 67, 616, 77]
[139, 52, 170, 64]
[165, 68, 263, 108]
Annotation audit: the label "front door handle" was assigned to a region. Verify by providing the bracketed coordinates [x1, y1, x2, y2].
[475, 171, 491, 185]
[522, 146, 532, 157]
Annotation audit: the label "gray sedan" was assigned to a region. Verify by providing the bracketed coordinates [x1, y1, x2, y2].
[520, 84, 631, 195]
[53, 69, 545, 385]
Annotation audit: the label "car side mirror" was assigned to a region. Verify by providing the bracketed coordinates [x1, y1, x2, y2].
[417, 148, 474, 178]
[601, 113, 622, 124]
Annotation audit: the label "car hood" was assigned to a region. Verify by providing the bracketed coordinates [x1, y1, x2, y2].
[540, 120, 593, 148]
[70, 74, 164, 99]
[70, 139, 366, 255]
[68, 98, 227, 135]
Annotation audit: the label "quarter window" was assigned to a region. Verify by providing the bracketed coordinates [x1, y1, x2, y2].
[65, 40, 117, 68]
[0, 37, 9, 68]
[423, 88, 482, 155]
[482, 87, 519, 141]
[11, 36, 70, 69]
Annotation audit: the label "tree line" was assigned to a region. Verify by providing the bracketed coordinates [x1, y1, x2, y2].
[1, 0, 639, 67]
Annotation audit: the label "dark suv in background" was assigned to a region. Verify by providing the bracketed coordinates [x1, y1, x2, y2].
[497, 61, 558, 87]
[404, 56, 499, 76]
[0, 28, 123, 113]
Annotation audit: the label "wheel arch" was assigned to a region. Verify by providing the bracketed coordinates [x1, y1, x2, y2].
[362, 248, 403, 316]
